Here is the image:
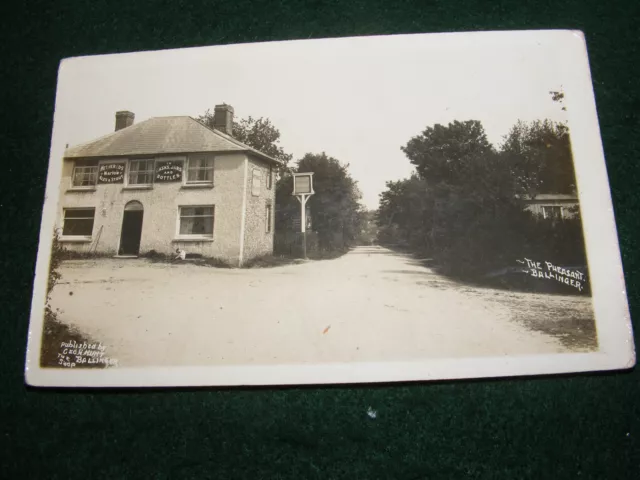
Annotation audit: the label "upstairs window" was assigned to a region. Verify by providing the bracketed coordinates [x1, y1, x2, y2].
[72, 160, 99, 187]
[128, 159, 155, 185]
[251, 169, 262, 196]
[62, 208, 95, 237]
[267, 165, 273, 189]
[187, 155, 214, 184]
[179, 206, 214, 237]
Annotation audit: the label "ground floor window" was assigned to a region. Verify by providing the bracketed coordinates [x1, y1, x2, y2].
[265, 204, 272, 233]
[542, 205, 563, 220]
[179, 206, 214, 237]
[62, 208, 95, 237]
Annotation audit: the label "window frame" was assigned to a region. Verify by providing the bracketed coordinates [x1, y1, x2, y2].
[542, 205, 563, 220]
[265, 203, 272, 233]
[71, 160, 99, 189]
[266, 165, 273, 190]
[251, 169, 262, 197]
[61, 207, 96, 241]
[185, 154, 215, 186]
[126, 158, 156, 187]
[176, 205, 215, 240]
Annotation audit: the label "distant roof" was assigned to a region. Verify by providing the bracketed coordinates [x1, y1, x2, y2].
[520, 193, 579, 201]
[64, 116, 280, 164]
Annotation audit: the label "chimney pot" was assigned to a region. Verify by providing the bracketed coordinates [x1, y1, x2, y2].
[115, 111, 135, 131]
[213, 104, 234, 135]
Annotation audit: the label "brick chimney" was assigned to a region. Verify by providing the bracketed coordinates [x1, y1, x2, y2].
[213, 104, 234, 135]
[115, 111, 135, 131]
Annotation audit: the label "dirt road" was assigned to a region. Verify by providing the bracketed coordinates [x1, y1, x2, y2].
[49, 246, 596, 367]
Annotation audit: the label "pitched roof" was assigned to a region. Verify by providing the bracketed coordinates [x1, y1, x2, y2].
[521, 193, 578, 201]
[64, 116, 280, 164]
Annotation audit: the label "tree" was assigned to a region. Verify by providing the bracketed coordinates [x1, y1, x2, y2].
[198, 111, 292, 169]
[549, 89, 567, 111]
[395, 120, 523, 256]
[376, 175, 432, 249]
[401, 120, 494, 188]
[500, 119, 575, 196]
[276, 153, 365, 251]
[355, 210, 378, 246]
[378, 113, 587, 279]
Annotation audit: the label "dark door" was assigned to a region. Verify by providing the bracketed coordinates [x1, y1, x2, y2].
[119, 210, 144, 255]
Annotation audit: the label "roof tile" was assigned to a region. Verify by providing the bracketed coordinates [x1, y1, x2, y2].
[64, 116, 279, 164]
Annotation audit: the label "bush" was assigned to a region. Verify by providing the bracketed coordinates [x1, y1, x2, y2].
[428, 203, 589, 294]
[274, 231, 320, 256]
[47, 231, 65, 295]
[379, 184, 590, 295]
[40, 306, 106, 368]
[41, 232, 106, 368]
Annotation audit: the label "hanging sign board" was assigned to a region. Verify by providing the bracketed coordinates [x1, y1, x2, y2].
[97, 162, 125, 184]
[155, 160, 184, 182]
[292, 172, 314, 195]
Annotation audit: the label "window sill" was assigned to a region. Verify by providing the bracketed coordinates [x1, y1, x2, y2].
[122, 185, 154, 190]
[59, 236, 92, 243]
[181, 183, 214, 189]
[172, 237, 214, 242]
[67, 187, 96, 193]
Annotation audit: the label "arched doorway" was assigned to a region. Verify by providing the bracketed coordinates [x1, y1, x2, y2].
[119, 201, 144, 256]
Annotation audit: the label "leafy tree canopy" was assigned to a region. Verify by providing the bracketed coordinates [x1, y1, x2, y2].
[376, 90, 584, 277]
[199, 111, 292, 167]
[401, 120, 494, 187]
[377, 174, 430, 229]
[276, 152, 364, 249]
[500, 119, 575, 196]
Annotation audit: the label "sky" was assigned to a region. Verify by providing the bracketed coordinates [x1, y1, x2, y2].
[54, 31, 572, 209]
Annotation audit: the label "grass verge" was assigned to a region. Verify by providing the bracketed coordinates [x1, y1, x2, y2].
[246, 248, 351, 268]
[40, 307, 106, 369]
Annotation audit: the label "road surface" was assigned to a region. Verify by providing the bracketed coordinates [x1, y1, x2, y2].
[48, 246, 596, 367]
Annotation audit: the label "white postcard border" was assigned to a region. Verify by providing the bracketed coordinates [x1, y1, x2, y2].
[25, 30, 635, 388]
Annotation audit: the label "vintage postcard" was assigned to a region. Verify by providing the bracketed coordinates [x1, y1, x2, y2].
[25, 30, 634, 387]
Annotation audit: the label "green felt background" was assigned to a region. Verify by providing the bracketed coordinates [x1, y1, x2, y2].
[1, 1, 638, 478]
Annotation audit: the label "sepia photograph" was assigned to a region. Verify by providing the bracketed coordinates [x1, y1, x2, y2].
[25, 30, 634, 387]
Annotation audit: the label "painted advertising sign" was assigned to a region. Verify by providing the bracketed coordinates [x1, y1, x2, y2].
[155, 160, 184, 182]
[97, 162, 125, 184]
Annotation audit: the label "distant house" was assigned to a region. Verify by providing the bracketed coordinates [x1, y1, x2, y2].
[522, 193, 579, 220]
[57, 104, 280, 266]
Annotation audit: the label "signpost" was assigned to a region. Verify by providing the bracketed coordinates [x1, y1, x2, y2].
[292, 172, 314, 258]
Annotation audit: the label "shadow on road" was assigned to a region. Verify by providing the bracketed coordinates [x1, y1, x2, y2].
[377, 247, 597, 352]
[349, 250, 408, 256]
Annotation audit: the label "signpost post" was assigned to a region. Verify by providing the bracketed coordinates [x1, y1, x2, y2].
[292, 172, 314, 259]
